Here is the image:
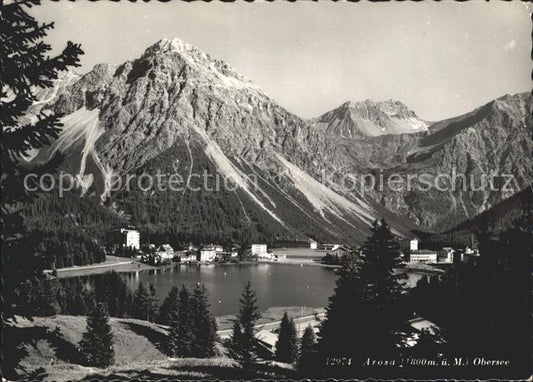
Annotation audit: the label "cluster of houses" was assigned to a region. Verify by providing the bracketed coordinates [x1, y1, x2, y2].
[139, 243, 242, 265]
[400, 238, 480, 265]
[308, 236, 479, 266]
[117, 228, 478, 267]
[115, 228, 288, 265]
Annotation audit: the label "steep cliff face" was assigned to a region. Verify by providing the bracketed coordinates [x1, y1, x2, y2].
[313, 99, 428, 138]
[32, 37, 532, 241]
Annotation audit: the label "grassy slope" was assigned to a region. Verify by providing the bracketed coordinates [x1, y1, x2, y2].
[6, 309, 303, 381]
[7, 315, 170, 381]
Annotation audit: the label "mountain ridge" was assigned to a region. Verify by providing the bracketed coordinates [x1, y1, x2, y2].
[28, 37, 532, 243]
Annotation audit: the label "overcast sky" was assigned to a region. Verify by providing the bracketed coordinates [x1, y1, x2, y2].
[31, 1, 531, 121]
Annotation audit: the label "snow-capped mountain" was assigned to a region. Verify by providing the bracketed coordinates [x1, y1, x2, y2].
[314, 99, 428, 138]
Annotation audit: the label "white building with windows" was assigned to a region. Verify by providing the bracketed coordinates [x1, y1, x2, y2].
[157, 244, 174, 260]
[401, 238, 419, 252]
[120, 228, 140, 250]
[200, 247, 217, 262]
[251, 244, 268, 256]
[310, 240, 318, 250]
[409, 250, 438, 264]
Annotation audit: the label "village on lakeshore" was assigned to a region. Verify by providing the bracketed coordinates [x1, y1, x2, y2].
[41, 226, 485, 360]
[74, 227, 482, 269]
[40, 224, 486, 364]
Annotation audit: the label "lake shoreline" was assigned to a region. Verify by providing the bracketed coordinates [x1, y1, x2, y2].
[52, 256, 340, 279]
[216, 305, 327, 332]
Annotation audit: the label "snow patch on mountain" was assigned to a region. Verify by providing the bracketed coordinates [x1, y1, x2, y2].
[49, 107, 107, 196]
[51, 107, 101, 173]
[33, 71, 81, 109]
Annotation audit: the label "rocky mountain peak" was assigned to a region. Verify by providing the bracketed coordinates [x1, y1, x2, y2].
[315, 98, 428, 138]
[492, 92, 531, 114]
[339, 99, 419, 120]
[149, 37, 198, 54]
[139, 37, 259, 92]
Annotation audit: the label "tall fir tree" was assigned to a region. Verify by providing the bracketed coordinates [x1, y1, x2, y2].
[157, 285, 179, 325]
[191, 284, 218, 358]
[96, 271, 131, 318]
[275, 312, 298, 363]
[227, 320, 243, 361]
[228, 281, 261, 373]
[79, 302, 115, 368]
[317, 219, 408, 377]
[167, 285, 194, 357]
[358, 219, 405, 304]
[298, 325, 317, 373]
[147, 283, 159, 322]
[132, 282, 150, 320]
[1, 0, 83, 318]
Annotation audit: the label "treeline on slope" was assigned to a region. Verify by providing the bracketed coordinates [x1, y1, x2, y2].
[23, 193, 125, 237]
[5, 273, 219, 378]
[414, 187, 531, 249]
[20, 194, 125, 268]
[117, 139, 344, 246]
[117, 140, 284, 245]
[76, 283, 219, 370]
[13, 271, 134, 318]
[13, 271, 216, 336]
[21, 186, 330, 268]
[31, 231, 106, 269]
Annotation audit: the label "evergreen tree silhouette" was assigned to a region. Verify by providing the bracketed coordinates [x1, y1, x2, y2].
[228, 281, 260, 373]
[79, 302, 114, 367]
[157, 285, 179, 325]
[297, 325, 317, 374]
[167, 285, 194, 357]
[191, 284, 218, 357]
[132, 282, 150, 320]
[147, 283, 159, 322]
[317, 219, 408, 378]
[2, 0, 83, 318]
[275, 312, 298, 363]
